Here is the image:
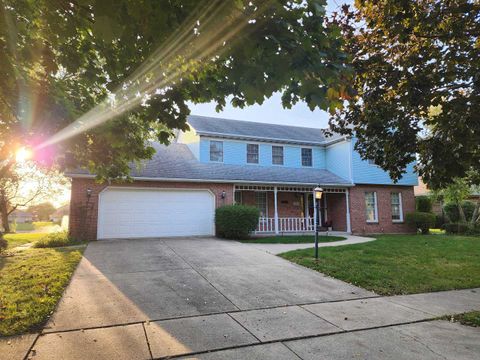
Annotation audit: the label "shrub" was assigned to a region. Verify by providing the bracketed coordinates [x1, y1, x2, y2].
[405, 211, 436, 235]
[444, 223, 470, 234]
[215, 205, 259, 239]
[435, 214, 446, 229]
[416, 196, 433, 212]
[33, 231, 81, 248]
[443, 201, 476, 222]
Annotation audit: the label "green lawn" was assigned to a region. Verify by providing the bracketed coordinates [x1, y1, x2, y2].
[448, 311, 480, 327]
[241, 235, 346, 244]
[4, 233, 47, 249]
[0, 246, 85, 336]
[279, 234, 480, 295]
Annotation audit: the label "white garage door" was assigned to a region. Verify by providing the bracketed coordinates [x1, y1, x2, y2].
[97, 188, 215, 239]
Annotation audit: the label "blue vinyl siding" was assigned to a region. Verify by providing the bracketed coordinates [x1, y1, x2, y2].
[325, 141, 351, 181]
[200, 138, 326, 169]
[351, 138, 418, 185]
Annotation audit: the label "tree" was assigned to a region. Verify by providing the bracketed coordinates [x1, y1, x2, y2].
[439, 175, 480, 225]
[0, 163, 65, 232]
[1, 0, 352, 182]
[330, 1, 480, 189]
[27, 202, 56, 221]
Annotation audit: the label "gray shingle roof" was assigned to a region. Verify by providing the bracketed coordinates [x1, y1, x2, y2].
[70, 143, 351, 186]
[187, 115, 343, 145]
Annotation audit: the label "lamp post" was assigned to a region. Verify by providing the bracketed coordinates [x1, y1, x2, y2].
[314, 186, 323, 260]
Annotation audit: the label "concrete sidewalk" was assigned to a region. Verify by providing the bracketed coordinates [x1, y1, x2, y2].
[5, 287, 478, 359]
[243, 234, 376, 255]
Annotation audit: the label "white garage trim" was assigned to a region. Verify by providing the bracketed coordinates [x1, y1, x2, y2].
[97, 187, 215, 240]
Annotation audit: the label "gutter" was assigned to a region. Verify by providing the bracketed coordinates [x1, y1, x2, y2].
[66, 173, 354, 187]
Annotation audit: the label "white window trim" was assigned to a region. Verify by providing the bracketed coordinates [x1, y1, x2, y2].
[366, 191, 378, 223]
[246, 143, 260, 164]
[301, 147, 313, 167]
[256, 191, 268, 218]
[209, 140, 224, 163]
[392, 192, 404, 223]
[272, 145, 284, 166]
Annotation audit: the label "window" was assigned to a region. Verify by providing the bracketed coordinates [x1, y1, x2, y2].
[272, 146, 284, 165]
[365, 192, 378, 222]
[391, 192, 403, 222]
[255, 192, 268, 217]
[247, 144, 259, 164]
[234, 191, 242, 205]
[301, 148, 312, 167]
[210, 141, 223, 162]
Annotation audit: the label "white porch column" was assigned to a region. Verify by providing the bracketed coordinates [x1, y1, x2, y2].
[345, 188, 352, 233]
[274, 186, 279, 234]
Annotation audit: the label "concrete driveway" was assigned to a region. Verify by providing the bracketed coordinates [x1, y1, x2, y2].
[16, 237, 479, 359]
[46, 237, 373, 332]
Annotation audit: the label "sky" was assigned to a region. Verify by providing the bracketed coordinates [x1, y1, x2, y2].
[188, 0, 353, 129]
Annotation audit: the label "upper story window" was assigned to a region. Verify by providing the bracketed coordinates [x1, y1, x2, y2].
[247, 144, 259, 164]
[301, 148, 312, 167]
[272, 146, 284, 165]
[209, 140, 223, 162]
[391, 192, 403, 222]
[365, 191, 378, 223]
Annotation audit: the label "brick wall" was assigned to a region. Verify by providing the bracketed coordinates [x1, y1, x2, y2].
[349, 184, 416, 235]
[324, 193, 347, 231]
[69, 178, 234, 240]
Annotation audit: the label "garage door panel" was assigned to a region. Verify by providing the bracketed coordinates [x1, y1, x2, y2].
[97, 188, 215, 239]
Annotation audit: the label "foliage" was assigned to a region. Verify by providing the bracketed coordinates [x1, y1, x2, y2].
[330, 1, 480, 188]
[28, 202, 56, 221]
[0, 247, 84, 336]
[279, 234, 480, 295]
[447, 312, 480, 327]
[33, 231, 81, 248]
[215, 205, 259, 239]
[241, 235, 346, 244]
[1, 0, 352, 182]
[444, 201, 476, 223]
[416, 196, 433, 213]
[406, 212, 436, 235]
[4, 233, 46, 249]
[0, 163, 67, 233]
[10, 222, 34, 231]
[444, 223, 470, 235]
[435, 214, 446, 229]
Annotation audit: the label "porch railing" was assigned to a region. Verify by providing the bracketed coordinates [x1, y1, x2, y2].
[256, 217, 315, 233]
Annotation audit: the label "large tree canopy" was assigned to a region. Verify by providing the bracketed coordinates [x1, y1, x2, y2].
[330, 0, 480, 189]
[1, 0, 353, 179]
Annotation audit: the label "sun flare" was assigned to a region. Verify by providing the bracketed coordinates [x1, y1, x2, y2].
[15, 147, 32, 163]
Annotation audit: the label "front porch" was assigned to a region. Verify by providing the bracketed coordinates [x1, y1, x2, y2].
[234, 184, 351, 234]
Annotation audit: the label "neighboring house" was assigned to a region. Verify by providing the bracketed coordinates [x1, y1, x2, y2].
[415, 177, 480, 215]
[8, 210, 33, 223]
[68, 115, 417, 240]
[50, 204, 70, 222]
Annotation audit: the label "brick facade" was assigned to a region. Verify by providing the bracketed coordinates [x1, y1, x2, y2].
[349, 184, 416, 234]
[69, 178, 234, 240]
[69, 178, 415, 240]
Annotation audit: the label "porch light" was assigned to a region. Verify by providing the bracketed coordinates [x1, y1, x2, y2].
[86, 188, 93, 198]
[221, 190, 226, 199]
[314, 187, 323, 200]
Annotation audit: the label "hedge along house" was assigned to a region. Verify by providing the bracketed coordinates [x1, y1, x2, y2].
[67, 115, 417, 240]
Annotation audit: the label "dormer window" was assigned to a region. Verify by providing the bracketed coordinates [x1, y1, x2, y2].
[210, 140, 223, 162]
[247, 144, 259, 164]
[272, 146, 284, 165]
[301, 148, 312, 167]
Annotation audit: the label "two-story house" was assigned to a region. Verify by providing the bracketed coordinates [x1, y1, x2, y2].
[68, 115, 417, 240]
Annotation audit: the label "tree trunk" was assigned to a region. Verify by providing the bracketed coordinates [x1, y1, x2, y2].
[0, 191, 10, 233]
[457, 202, 467, 223]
